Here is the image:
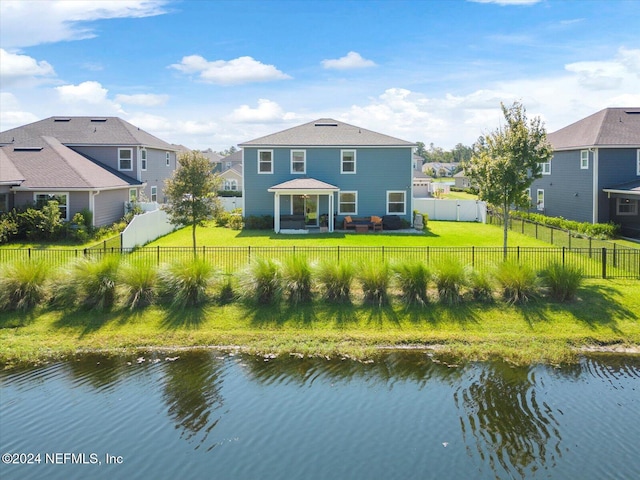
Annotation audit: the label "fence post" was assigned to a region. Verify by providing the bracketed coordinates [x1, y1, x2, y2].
[550, 227, 553, 245]
[337, 246, 340, 263]
[472, 246, 475, 268]
[562, 246, 565, 266]
[248, 246, 251, 264]
[382, 246, 385, 261]
[517, 245, 520, 262]
[613, 244, 617, 268]
[568, 231, 571, 249]
[535, 223, 538, 239]
[28, 248, 31, 260]
[602, 248, 607, 279]
[521, 219, 524, 234]
[157, 245, 160, 265]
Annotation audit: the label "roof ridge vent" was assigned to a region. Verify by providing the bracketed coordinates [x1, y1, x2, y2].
[91, 118, 107, 122]
[14, 147, 43, 151]
[54, 117, 71, 122]
[314, 122, 338, 127]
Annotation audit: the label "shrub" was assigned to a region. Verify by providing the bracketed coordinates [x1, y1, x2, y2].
[227, 214, 243, 230]
[540, 262, 583, 302]
[357, 261, 391, 306]
[494, 260, 540, 304]
[281, 256, 313, 304]
[393, 260, 430, 306]
[434, 258, 468, 305]
[469, 269, 495, 303]
[117, 262, 158, 309]
[0, 259, 51, 311]
[158, 258, 216, 308]
[0, 214, 19, 244]
[18, 201, 65, 241]
[239, 257, 281, 304]
[54, 256, 121, 310]
[243, 215, 274, 230]
[315, 261, 354, 303]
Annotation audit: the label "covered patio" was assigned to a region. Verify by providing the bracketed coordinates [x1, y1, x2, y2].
[603, 180, 640, 238]
[268, 178, 339, 233]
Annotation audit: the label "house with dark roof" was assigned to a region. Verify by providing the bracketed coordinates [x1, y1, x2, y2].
[238, 118, 415, 232]
[528, 107, 640, 238]
[219, 149, 243, 193]
[0, 117, 179, 226]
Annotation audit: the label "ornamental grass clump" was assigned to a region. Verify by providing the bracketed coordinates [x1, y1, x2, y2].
[239, 257, 281, 305]
[357, 261, 391, 306]
[117, 262, 158, 309]
[494, 260, 540, 304]
[393, 260, 430, 307]
[281, 256, 313, 304]
[469, 269, 495, 303]
[315, 261, 354, 303]
[158, 258, 216, 308]
[434, 258, 468, 305]
[540, 262, 583, 302]
[0, 259, 51, 312]
[54, 255, 121, 310]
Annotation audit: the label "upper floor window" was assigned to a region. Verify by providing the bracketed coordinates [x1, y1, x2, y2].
[580, 150, 589, 170]
[119, 148, 133, 171]
[224, 179, 238, 191]
[540, 160, 551, 175]
[291, 150, 306, 174]
[341, 150, 356, 174]
[386, 191, 406, 215]
[258, 150, 273, 174]
[166, 152, 171, 167]
[141, 149, 147, 171]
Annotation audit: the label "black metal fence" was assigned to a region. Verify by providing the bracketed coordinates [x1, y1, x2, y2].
[1, 245, 639, 278]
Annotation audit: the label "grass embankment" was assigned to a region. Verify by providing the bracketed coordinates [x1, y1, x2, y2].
[1, 278, 638, 369]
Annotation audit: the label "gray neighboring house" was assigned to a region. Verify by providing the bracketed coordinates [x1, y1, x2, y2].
[0, 116, 179, 226]
[220, 149, 243, 193]
[528, 107, 640, 238]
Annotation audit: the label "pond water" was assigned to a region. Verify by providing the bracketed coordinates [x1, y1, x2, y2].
[1, 351, 639, 480]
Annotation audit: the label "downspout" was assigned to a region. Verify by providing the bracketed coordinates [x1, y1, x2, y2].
[591, 148, 598, 223]
[91, 190, 100, 227]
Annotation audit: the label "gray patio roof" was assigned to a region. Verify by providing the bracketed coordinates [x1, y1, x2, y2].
[603, 179, 640, 196]
[268, 177, 339, 192]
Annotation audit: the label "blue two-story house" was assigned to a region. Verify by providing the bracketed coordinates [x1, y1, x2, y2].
[529, 107, 640, 238]
[238, 119, 415, 232]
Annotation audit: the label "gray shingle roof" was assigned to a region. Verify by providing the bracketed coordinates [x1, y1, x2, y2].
[0, 136, 141, 190]
[0, 116, 177, 151]
[239, 119, 415, 147]
[268, 177, 339, 191]
[549, 108, 640, 150]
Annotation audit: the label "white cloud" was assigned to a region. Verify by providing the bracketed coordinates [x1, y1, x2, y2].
[115, 93, 169, 107]
[0, 92, 39, 131]
[54, 81, 126, 115]
[228, 99, 298, 123]
[170, 55, 291, 85]
[321, 51, 377, 70]
[0, 49, 56, 86]
[0, 0, 169, 48]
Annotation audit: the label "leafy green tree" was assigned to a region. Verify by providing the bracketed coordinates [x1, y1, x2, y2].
[164, 151, 222, 254]
[465, 102, 553, 254]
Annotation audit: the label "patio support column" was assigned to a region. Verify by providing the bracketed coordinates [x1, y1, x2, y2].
[274, 192, 280, 233]
[328, 193, 334, 233]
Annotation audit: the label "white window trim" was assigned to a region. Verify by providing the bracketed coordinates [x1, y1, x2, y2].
[338, 191, 358, 215]
[141, 148, 147, 171]
[129, 188, 137, 202]
[580, 150, 589, 170]
[150, 186, 157, 202]
[616, 198, 638, 216]
[258, 149, 273, 174]
[536, 188, 545, 211]
[166, 152, 171, 167]
[636, 149, 640, 176]
[386, 190, 406, 215]
[118, 148, 133, 171]
[341, 149, 357, 174]
[290, 150, 306, 174]
[34, 192, 69, 221]
[541, 160, 551, 175]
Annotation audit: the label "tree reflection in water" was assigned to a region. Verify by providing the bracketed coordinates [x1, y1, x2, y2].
[454, 363, 563, 478]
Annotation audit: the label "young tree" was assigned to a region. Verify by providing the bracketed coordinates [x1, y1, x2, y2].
[465, 101, 553, 254]
[164, 151, 222, 255]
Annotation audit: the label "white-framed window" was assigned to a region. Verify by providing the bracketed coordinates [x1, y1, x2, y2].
[34, 192, 68, 221]
[224, 179, 238, 191]
[616, 198, 638, 216]
[291, 150, 306, 174]
[0, 193, 8, 213]
[150, 186, 157, 202]
[226, 161, 232, 169]
[386, 190, 406, 215]
[141, 149, 147, 171]
[580, 150, 589, 170]
[338, 191, 358, 215]
[637, 149, 640, 175]
[118, 148, 133, 171]
[258, 150, 273, 174]
[166, 152, 171, 167]
[129, 189, 137, 202]
[341, 150, 356, 174]
[540, 160, 551, 175]
[536, 189, 545, 211]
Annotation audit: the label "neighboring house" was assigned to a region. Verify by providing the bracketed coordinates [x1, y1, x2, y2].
[0, 116, 179, 226]
[423, 161, 457, 177]
[528, 107, 640, 237]
[413, 153, 433, 197]
[201, 149, 225, 172]
[238, 118, 415, 232]
[454, 170, 471, 189]
[219, 149, 243, 193]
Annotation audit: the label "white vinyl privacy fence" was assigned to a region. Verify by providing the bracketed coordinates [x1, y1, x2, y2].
[414, 199, 487, 222]
[121, 208, 175, 249]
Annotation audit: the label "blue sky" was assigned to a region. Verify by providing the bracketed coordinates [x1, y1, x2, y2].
[1, 0, 639, 151]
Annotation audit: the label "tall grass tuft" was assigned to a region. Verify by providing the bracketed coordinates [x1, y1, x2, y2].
[433, 258, 468, 305]
[315, 261, 354, 303]
[540, 262, 583, 302]
[469, 269, 495, 303]
[118, 262, 158, 309]
[0, 259, 51, 311]
[158, 258, 216, 308]
[494, 260, 540, 304]
[357, 261, 391, 306]
[54, 256, 121, 310]
[393, 260, 430, 307]
[216, 275, 236, 305]
[281, 256, 313, 304]
[239, 257, 281, 305]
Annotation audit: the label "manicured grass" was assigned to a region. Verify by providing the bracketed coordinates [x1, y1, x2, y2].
[1, 279, 638, 368]
[147, 220, 553, 248]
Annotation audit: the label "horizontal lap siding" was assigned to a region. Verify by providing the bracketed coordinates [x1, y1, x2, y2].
[93, 189, 130, 226]
[597, 148, 639, 223]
